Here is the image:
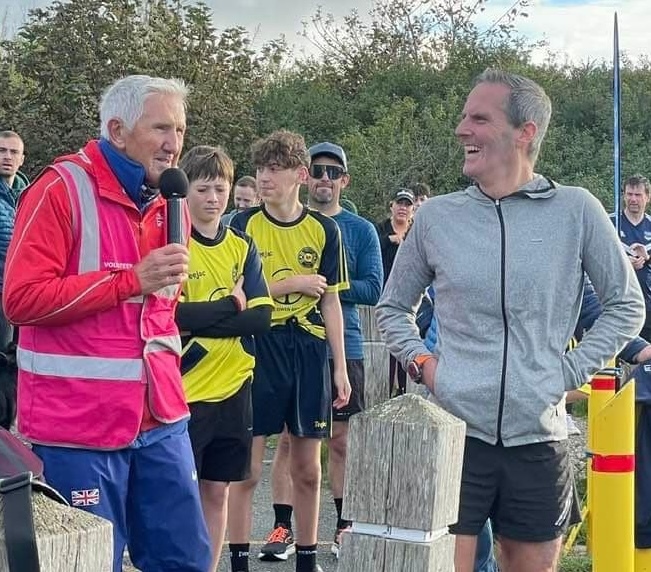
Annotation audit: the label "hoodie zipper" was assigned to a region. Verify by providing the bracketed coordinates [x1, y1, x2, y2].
[494, 199, 508, 445]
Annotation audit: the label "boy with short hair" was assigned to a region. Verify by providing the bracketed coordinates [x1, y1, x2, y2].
[228, 130, 351, 572]
[176, 145, 273, 571]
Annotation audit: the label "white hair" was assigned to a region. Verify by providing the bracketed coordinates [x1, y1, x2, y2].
[99, 75, 188, 138]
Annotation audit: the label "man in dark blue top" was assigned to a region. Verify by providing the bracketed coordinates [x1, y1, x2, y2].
[0, 130, 28, 350]
[611, 174, 651, 341]
[257, 141, 383, 563]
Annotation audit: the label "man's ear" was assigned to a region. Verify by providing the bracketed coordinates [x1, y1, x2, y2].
[106, 118, 128, 151]
[340, 174, 351, 190]
[518, 120, 538, 151]
[297, 165, 309, 184]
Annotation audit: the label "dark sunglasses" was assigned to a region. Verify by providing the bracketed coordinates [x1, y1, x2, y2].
[309, 164, 345, 180]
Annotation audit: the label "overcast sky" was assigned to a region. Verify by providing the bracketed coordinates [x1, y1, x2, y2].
[1, 0, 649, 65]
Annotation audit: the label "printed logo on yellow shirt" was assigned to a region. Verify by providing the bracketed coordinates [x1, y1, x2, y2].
[272, 267, 303, 306]
[298, 246, 319, 269]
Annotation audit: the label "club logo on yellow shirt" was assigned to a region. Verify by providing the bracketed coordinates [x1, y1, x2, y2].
[298, 246, 319, 269]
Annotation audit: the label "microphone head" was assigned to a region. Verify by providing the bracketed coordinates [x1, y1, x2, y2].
[159, 168, 189, 199]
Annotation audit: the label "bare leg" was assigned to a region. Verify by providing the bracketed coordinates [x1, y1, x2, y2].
[288, 435, 322, 545]
[327, 421, 348, 501]
[271, 429, 293, 505]
[454, 534, 478, 572]
[199, 480, 229, 572]
[227, 436, 266, 544]
[498, 536, 562, 572]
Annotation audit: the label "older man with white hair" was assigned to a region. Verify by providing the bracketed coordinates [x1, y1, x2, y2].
[3, 75, 211, 572]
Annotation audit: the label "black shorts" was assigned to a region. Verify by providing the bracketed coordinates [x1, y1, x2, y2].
[252, 324, 331, 438]
[187, 380, 252, 483]
[449, 437, 574, 542]
[331, 359, 365, 421]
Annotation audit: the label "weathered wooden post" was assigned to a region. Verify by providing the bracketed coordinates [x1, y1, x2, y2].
[359, 305, 390, 407]
[0, 491, 113, 571]
[339, 393, 465, 571]
[359, 305, 430, 406]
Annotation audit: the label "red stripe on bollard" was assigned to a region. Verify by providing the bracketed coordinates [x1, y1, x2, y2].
[592, 378, 616, 390]
[592, 454, 635, 473]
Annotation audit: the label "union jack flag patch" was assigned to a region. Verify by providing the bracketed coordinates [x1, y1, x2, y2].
[71, 488, 100, 507]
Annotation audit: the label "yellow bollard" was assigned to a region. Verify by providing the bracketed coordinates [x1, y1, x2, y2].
[636, 393, 651, 571]
[592, 379, 635, 572]
[586, 368, 617, 554]
[637, 548, 651, 572]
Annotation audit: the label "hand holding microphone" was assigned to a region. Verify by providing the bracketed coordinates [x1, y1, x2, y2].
[134, 168, 190, 294]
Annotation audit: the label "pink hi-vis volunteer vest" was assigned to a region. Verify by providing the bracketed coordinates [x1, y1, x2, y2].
[16, 160, 190, 449]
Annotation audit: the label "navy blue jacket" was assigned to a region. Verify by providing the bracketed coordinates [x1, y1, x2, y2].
[575, 280, 647, 363]
[0, 171, 29, 291]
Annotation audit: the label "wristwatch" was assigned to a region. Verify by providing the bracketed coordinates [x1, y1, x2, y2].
[406, 354, 434, 384]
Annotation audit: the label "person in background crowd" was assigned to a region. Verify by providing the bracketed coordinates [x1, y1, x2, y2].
[375, 188, 415, 396]
[222, 175, 259, 225]
[0, 130, 28, 350]
[611, 174, 651, 342]
[411, 182, 430, 212]
[3, 75, 212, 572]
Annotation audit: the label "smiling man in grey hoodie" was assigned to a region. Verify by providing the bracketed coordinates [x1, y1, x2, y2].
[375, 69, 644, 572]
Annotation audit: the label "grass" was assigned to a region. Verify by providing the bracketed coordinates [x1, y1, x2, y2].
[560, 552, 591, 572]
[573, 397, 589, 418]
[560, 393, 590, 570]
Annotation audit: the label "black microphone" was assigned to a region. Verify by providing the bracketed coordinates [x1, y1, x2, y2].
[159, 168, 189, 244]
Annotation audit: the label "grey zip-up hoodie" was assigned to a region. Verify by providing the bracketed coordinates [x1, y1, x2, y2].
[376, 176, 645, 446]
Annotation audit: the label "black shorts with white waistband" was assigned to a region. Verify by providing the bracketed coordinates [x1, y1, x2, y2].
[252, 322, 331, 439]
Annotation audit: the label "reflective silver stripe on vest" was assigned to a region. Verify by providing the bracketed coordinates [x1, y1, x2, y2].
[18, 348, 143, 381]
[57, 161, 101, 273]
[127, 296, 145, 303]
[145, 336, 182, 356]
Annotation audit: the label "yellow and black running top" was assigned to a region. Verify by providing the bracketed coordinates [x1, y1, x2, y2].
[180, 225, 273, 403]
[231, 205, 349, 339]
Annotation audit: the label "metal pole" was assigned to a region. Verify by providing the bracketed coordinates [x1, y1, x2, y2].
[614, 12, 622, 235]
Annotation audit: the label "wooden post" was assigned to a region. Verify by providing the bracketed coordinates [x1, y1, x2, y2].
[360, 305, 431, 406]
[359, 305, 390, 407]
[0, 491, 113, 571]
[339, 393, 465, 571]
